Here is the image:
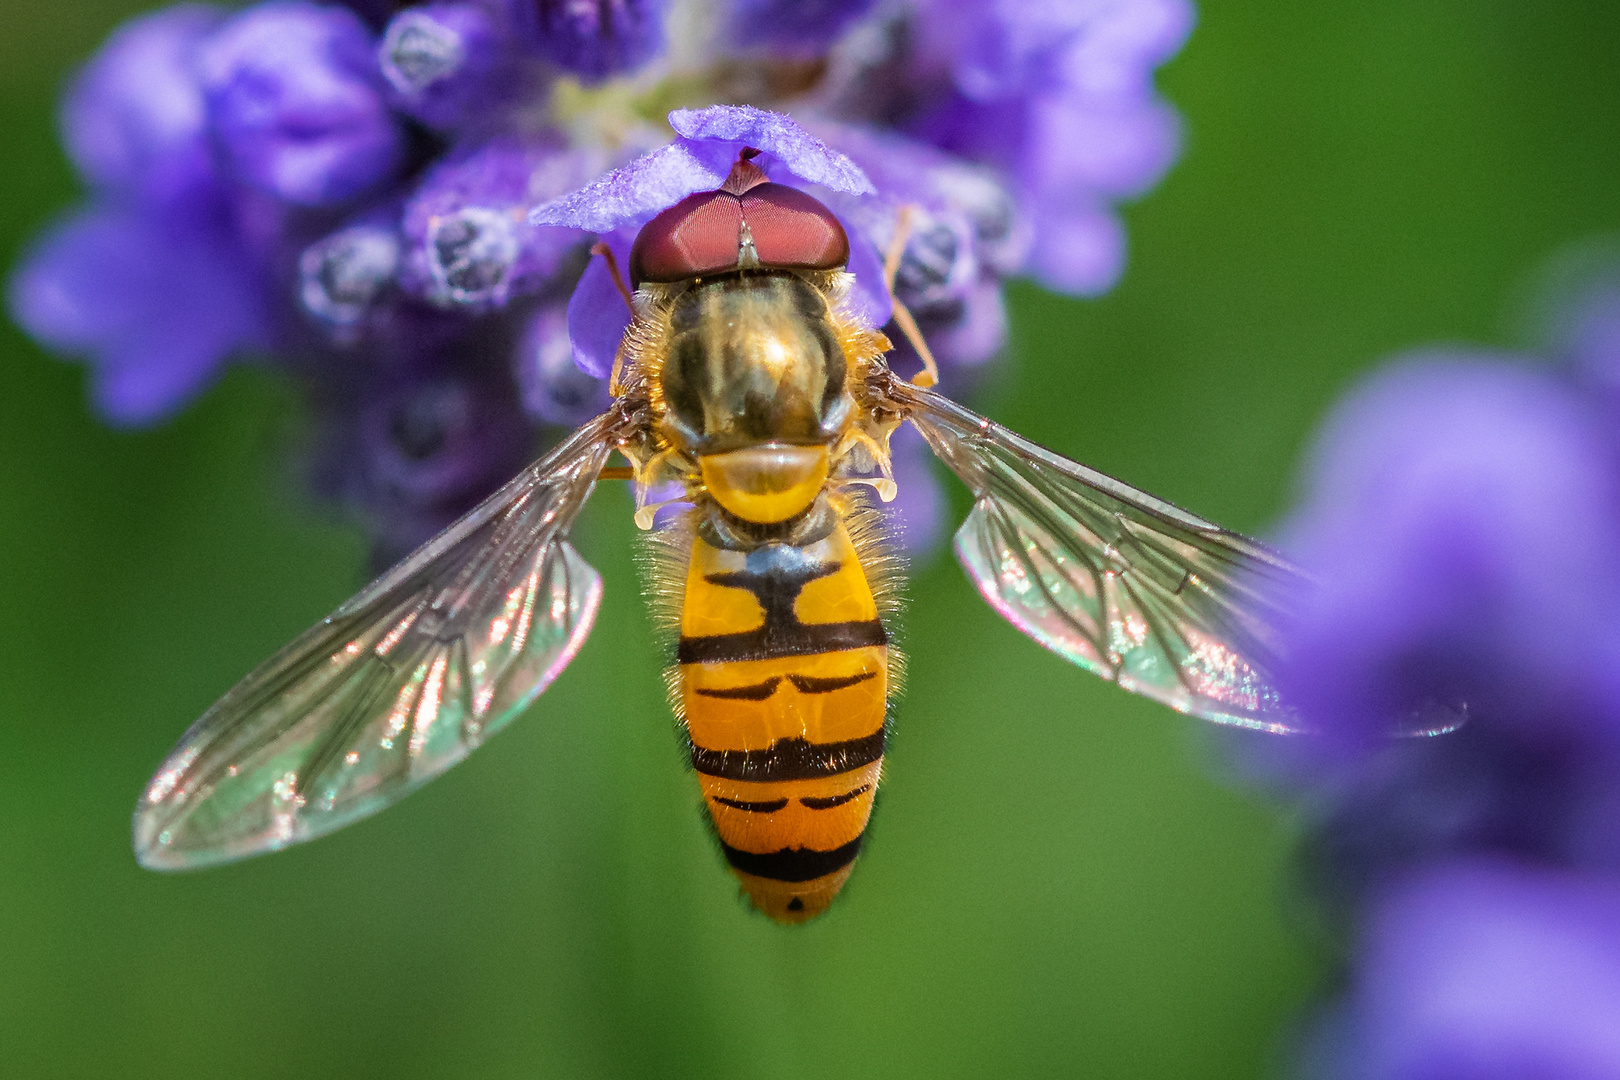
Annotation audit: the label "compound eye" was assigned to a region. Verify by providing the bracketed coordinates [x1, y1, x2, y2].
[738, 184, 848, 274]
[629, 183, 850, 285]
[629, 190, 746, 286]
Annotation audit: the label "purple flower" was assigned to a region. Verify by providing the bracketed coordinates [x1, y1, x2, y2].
[60, 4, 224, 209]
[1335, 860, 1620, 1080]
[532, 104, 893, 374]
[811, 121, 1023, 375]
[726, 0, 878, 55]
[324, 366, 533, 566]
[198, 1, 404, 206]
[15, 0, 1193, 563]
[378, 3, 510, 130]
[828, 0, 1192, 294]
[1277, 355, 1620, 752]
[506, 0, 668, 82]
[516, 303, 610, 425]
[403, 136, 596, 309]
[8, 204, 266, 425]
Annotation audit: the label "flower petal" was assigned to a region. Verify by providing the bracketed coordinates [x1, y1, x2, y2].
[567, 233, 635, 379]
[668, 106, 875, 194]
[532, 107, 874, 233]
[8, 203, 265, 425]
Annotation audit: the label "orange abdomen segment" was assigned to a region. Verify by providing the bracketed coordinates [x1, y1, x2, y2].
[678, 519, 887, 923]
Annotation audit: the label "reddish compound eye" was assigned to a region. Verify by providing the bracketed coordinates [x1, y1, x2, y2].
[629, 155, 850, 285]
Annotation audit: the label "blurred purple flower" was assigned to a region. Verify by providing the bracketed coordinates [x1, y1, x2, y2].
[403, 135, 594, 309]
[378, 2, 510, 130]
[828, 0, 1192, 294]
[328, 365, 533, 565]
[810, 121, 1023, 375]
[61, 3, 224, 209]
[1334, 860, 1620, 1080]
[506, 0, 668, 82]
[9, 204, 265, 424]
[198, 1, 404, 206]
[727, 0, 878, 55]
[1277, 355, 1620, 753]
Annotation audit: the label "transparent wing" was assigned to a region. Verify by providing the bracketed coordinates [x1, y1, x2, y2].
[884, 377, 1318, 734]
[135, 410, 631, 869]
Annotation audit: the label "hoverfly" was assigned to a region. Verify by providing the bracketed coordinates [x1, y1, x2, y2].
[135, 149, 1313, 922]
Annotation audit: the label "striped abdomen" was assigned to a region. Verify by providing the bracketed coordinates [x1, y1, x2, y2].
[678, 517, 887, 922]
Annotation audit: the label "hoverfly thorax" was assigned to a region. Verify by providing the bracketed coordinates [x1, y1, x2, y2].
[658, 272, 853, 523]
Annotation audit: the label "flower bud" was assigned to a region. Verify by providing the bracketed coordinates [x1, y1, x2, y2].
[199, 2, 404, 206]
[299, 223, 401, 333]
[379, 2, 506, 129]
[515, 304, 609, 425]
[61, 4, 224, 209]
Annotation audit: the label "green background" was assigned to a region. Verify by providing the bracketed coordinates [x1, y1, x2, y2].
[3, 2, 1618, 1077]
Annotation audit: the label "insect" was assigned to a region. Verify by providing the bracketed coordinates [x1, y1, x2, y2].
[135, 150, 1319, 922]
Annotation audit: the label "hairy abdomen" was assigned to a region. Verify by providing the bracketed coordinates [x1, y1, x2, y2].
[678, 517, 887, 922]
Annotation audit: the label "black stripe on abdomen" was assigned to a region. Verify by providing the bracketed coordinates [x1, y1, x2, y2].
[721, 835, 864, 882]
[711, 795, 790, 813]
[677, 619, 886, 664]
[690, 729, 884, 782]
[801, 785, 870, 810]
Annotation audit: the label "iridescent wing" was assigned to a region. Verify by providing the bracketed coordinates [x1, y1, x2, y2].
[135, 410, 632, 869]
[882, 377, 1314, 734]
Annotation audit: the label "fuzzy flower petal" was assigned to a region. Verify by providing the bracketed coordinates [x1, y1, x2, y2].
[9, 205, 265, 424]
[1348, 860, 1620, 1080]
[1278, 355, 1620, 750]
[566, 232, 634, 378]
[61, 3, 224, 208]
[531, 105, 874, 232]
[198, 1, 404, 206]
[507, 0, 668, 82]
[667, 106, 876, 194]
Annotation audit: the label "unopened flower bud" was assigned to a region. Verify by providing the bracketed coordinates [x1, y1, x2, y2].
[516, 304, 608, 425]
[199, 2, 404, 206]
[299, 224, 402, 330]
[509, 0, 668, 82]
[379, 2, 504, 129]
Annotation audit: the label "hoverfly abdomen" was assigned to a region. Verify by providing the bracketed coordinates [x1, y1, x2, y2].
[675, 519, 890, 923]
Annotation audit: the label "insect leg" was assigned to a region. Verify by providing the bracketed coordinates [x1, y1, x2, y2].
[880, 205, 940, 389]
